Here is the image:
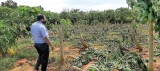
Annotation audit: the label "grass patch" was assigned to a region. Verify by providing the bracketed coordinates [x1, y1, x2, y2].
[15, 47, 38, 59]
[0, 37, 37, 71]
[14, 37, 38, 59]
[16, 37, 33, 49]
[0, 57, 17, 71]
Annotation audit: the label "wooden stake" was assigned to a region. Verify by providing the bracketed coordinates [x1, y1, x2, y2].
[148, 21, 154, 71]
[59, 27, 65, 65]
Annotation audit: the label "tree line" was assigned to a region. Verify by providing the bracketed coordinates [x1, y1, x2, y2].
[0, 0, 135, 26]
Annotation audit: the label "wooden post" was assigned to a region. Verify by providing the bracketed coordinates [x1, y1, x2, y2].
[148, 21, 154, 71]
[59, 27, 65, 65]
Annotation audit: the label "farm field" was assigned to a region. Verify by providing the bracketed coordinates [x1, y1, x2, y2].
[1, 0, 160, 71]
[1, 24, 159, 71]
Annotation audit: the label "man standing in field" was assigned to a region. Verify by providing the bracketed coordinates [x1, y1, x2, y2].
[30, 14, 54, 71]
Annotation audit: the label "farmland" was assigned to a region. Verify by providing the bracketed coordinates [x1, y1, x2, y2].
[0, 0, 160, 71]
[0, 24, 160, 71]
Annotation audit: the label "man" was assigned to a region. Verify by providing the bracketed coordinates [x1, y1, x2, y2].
[30, 14, 54, 71]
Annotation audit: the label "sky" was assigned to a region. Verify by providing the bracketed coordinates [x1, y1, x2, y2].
[0, 0, 128, 13]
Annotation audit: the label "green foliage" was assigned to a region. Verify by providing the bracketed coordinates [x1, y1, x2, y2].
[43, 11, 60, 24]
[0, 6, 13, 19]
[0, 37, 37, 70]
[77, 20, 88, 24]
[89, 66, 98, 71]
[123, 68, 132, 71]
[127, 0, 160, 37]
[140, 15, 148, 24]
[60, 11, 71, 19]
[0, 20, 18, 55]
[0, 4, 46, 57]
[115, 7, 132, 23]
[15, 48, 38, 59]
[60, 19, 72, 27]
[0, 57, 17, 71]
[131, 21, 138, 28]
[59, 19, 72, 38]
[59, 8, 133, 24]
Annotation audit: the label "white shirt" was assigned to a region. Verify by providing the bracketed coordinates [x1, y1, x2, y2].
[30, 21, 49, 43]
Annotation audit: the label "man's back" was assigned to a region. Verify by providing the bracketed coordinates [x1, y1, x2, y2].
[30, 21, 48, 43]
[32, 14, 54, 71]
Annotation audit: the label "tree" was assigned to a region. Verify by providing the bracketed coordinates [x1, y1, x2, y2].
[127, 0, 160, 71]
[43, 11, 60, 24]
[60, 19, 72, 38]
[1, 0, 18, 8]
[104, 9, 115, 24]
[0, 6, 12, 19]
[70, 13, 80, 24]
[115, 7, 132, 24]
[60, 10, 71, 20]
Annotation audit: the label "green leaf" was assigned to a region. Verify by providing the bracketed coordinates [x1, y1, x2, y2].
[126, 0, 132, 5]
[0, 20, 4, 28]
[127, 0, 136, 8]
[137, 0, 143, 3]
[154, 24, 159, 33]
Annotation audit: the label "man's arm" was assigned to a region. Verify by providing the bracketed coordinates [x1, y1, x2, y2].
[40, 27, 54, 50]
[43, 37, 53, 47]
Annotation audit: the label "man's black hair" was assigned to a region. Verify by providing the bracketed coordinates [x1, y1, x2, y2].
[37, 14, 44, 21]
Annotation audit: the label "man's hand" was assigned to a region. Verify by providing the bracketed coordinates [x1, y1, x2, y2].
[43, 37, 54, 51]
[51, 45, 54, 51]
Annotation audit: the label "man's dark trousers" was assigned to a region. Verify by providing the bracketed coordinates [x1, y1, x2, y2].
[34, 43, 49, 71]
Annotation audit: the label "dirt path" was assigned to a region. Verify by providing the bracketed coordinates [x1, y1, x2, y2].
[10, 46, 82, 71]
[11, 59, 34, 71]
